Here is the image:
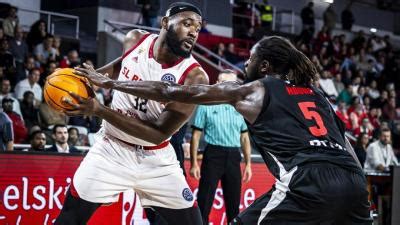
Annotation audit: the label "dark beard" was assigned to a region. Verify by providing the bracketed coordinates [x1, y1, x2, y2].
[166, 26, 191, 58]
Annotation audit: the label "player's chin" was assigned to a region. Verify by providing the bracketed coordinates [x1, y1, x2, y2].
[178, 47, 192, 58]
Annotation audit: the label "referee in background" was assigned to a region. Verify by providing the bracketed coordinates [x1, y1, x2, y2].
[190, 70, 252, 225]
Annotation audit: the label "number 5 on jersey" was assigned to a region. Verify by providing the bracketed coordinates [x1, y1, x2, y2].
[298, 102, 328, 137]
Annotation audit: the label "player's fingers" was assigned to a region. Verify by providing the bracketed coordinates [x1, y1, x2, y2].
[62, 97, 80, 109]
[74, 67, 89, 75]
[72, 70, 87, 78]
[83, 62, 95, 71]
[68, 91, 83, 103]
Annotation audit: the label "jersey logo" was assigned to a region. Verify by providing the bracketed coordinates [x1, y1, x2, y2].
[182, 188, 193, 202]
[131, 56, 138, 63]
[161, 73, 176, 83]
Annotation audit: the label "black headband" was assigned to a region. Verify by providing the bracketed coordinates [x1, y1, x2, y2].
[166, 2, 202, 17]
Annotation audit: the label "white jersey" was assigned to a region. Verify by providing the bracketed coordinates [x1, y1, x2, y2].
[102, 32, 201, 146]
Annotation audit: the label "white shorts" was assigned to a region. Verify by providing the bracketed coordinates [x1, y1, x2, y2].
[73, 131, 194, 209]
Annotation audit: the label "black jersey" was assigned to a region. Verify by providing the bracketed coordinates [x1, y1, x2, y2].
[248, 77, 361, 178]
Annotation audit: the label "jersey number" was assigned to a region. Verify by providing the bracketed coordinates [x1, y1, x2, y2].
[298, 102, 327, 137]
[133, 97, 148, 113]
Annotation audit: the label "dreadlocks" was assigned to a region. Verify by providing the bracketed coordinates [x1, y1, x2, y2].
[255, 36, 317, 86]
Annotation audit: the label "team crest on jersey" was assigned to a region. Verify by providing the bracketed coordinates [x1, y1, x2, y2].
[182, 188, 193, 201]
[161, 73, 176, 83]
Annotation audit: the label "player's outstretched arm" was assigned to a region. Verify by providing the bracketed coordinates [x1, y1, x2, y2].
[74, 65, 252, 106]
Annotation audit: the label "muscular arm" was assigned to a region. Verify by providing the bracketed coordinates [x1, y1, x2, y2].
[190, 129, 202, 166]
[93, 67, 209, 145]
[111, 79, 251, 105]
[241, 132, 251, 166]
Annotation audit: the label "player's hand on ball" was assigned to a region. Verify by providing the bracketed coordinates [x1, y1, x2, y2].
[62, 92, 100, 116]
[190, 165, 201, 180]
[73, 63, 113, 89]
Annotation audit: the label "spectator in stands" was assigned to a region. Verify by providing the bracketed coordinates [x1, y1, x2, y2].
[14, 67, 42, 105]
[300, 2, 315, 34]
[200, 19, 210, 34]
[354, 133, 370, 168]
[52, 36, 62, 60]
[333, 73, 344, 94]
[0, 111, 13, 151]
[2, 6, 18, 38]
[20, 91, 40, 130]
[353, 117, 373, 138]
[0, 38, 16, 84]
[365, 128, 399, 171]
[0, 79, 21, 116]
[24, 130, 46, 151]
[2, 97, 27, 144]
[323, 5, 336, 33]
[368, 80, 380, 100]
[337, 84, 353, 105]
[336, 100, 352, 130]
[318, 70, 338, 97]
[9, 26, 28, 83]
[39, 100, 68, 128]
[382, 97, 398, 121]
[212, 42, 226, 65]
[27, 19, 48, 51]
[224, 43, 242, 66]
[68, 127, 82, 147]
[257, 0, 273, 33]
[34, 35, 57, 65]
[372, 90, 388, 108]
[59, 49, 80, 68]
[46, 124, 79, 153]
[368, 107, 381, 129]
[370, 36, 386, 53]
[141, 0, 160, 28]
[22, 56, 36, 79]
[349, 101, 367, 130]
[40, 61, 57, 86]
[352, 30, 366, 52]
[341, 4, 354, 31]
[190, 70, 252, 224]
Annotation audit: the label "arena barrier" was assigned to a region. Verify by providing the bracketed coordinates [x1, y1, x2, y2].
[0, 152, 275, 225]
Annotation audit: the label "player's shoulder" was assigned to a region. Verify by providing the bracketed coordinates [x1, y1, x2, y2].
[123, 29, 152, 49]
[184, 65, 209, 85]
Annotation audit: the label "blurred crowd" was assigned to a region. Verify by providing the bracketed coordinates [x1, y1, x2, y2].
[295, 24, 400, 170]
[0, 6, 107, 152]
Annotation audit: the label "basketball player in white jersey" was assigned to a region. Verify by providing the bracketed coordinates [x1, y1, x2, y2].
[55, 3, 207, 225]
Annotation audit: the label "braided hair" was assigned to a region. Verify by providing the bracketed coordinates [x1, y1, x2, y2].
[255, 36, 317, 86]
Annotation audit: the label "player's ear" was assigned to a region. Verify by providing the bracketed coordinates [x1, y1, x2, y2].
[161, 17, 169, 30]
[259, 60, 270, 75]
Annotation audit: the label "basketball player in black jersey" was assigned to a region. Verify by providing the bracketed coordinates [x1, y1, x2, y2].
[71, 36, 372, 224]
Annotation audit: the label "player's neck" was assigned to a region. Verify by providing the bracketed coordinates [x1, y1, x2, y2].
[153, 38, 181, 65]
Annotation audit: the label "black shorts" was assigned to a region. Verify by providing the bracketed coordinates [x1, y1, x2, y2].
[231, 163, 372, 225]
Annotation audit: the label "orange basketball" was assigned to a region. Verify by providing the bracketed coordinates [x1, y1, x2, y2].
[44, 68, 91, 111]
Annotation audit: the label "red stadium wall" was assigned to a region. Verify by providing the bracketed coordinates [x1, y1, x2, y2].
[0, 153, 275, 225]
